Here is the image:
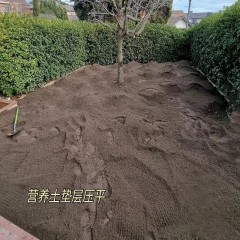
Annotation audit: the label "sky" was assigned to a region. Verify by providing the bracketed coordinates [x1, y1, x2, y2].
[173, 0, 237, 13]
[29, 0, 238, 13]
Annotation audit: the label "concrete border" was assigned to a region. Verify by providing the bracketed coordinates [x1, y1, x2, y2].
[42, 65, 87, 88]
[0, 216, 39, 240]
[0, 98, 17, 114]
[0, 65, 88, 112]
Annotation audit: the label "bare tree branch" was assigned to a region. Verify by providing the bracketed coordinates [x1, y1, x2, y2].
[78, 0, 172, 83]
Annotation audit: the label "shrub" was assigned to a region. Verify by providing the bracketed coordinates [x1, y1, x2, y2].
[83, 23, 117, 65]
[83, 23, 189, 65]
[0, 14, 86, 96]
[124, 24, 189, 63]
[0, 14, 188, 96]
[190, 0, 240, 110]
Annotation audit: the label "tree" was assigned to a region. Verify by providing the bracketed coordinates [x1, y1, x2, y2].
[40, 0, 68, 19]
[76, 0, 172, 84]
[73, 0, 115, 21]
[73, 0, 93, 20]
[33, 0, 68, 20]
[73, 0, 172, 23]
[151, 4, 172, 23]
[33, 0, 41, 16]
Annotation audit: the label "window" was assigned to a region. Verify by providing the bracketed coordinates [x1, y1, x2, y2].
[2, 5, 9, 13]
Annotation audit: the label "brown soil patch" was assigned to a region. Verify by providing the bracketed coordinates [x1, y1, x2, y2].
[0, 61, 240, 240]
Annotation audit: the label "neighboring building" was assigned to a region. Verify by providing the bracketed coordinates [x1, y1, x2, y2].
[168, 10, 213, 29]
[168, 10, 190, 29]
[0, 1, 13, 13]
[171, 10, 185, 18]
[187, 11, 213, 26]
[0, 0, 28, 14]
[62, 4, 78, 20]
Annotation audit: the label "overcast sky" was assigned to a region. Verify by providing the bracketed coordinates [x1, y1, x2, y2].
[173, 0, 237, 12]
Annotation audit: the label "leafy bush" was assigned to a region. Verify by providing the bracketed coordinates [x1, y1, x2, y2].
[83, 23, 117, 65]
[84, 23, 189, 65]
[190, 0, 240, 110]
[0, 14, 86, 96]
[124, 24, 189, 63]
[0, 14, 188, 96]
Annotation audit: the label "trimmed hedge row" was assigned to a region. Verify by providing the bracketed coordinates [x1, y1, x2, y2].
[0, 14, 86, 96]
[190, 0, 240, 110]
[124, 25, 189, 63]
[85, 23, 189, 65]
[0, 14, 188, 96]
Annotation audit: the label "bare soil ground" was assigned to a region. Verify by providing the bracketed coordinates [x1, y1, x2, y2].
[0, 61, 240, 240]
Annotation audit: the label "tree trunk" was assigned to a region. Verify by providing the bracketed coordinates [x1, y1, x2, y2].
[117, 27, 124, 84]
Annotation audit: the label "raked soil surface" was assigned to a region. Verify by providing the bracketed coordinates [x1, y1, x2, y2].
[0, 61, 240, 240]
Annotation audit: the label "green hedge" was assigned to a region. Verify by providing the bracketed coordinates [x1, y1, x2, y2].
[84, 23, 189, 65]
[0, 14, 188, 96]
[190, 0, 240, 110]
[0, 14, 86, 96]
[124, 24, 189, 63]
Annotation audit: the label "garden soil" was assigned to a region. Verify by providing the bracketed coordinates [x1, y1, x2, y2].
[0, 61, 240, 240]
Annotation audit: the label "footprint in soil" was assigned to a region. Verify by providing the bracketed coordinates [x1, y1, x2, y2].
[161, 83, 183, 96]
[98, 125, 115, 145]
[0, 151, 29, 172]
[145, 232, 156, 240]
[106, 93, 130, 107]
[181, 113, 210, 141]
[138, 88, 167, 105]
[114, 116, 126, 124]
[14, 130, 37, 144]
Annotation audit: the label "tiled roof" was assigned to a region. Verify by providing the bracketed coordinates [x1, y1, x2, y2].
[187, 12, 213, 19]
[168, 15, 190, 27]
[171, 10, 185, 17]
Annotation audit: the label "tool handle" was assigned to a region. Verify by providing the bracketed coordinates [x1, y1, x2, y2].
[13, 107, 19, 132]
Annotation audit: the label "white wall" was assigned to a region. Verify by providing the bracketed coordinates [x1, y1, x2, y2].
[175, 19, 186, 29]
[175, 19, 188, 29]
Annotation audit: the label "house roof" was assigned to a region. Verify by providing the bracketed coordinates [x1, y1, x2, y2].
[168, 10, 192, 26]
[63, 4, 75, 12]
[169, 10, 213, 28]
[168, 15, 190, 27]
[171, 10, 185, 17]
[187, 12, 213, 19]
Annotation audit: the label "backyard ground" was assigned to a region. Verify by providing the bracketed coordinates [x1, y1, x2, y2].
[0, 61, 240, 240]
